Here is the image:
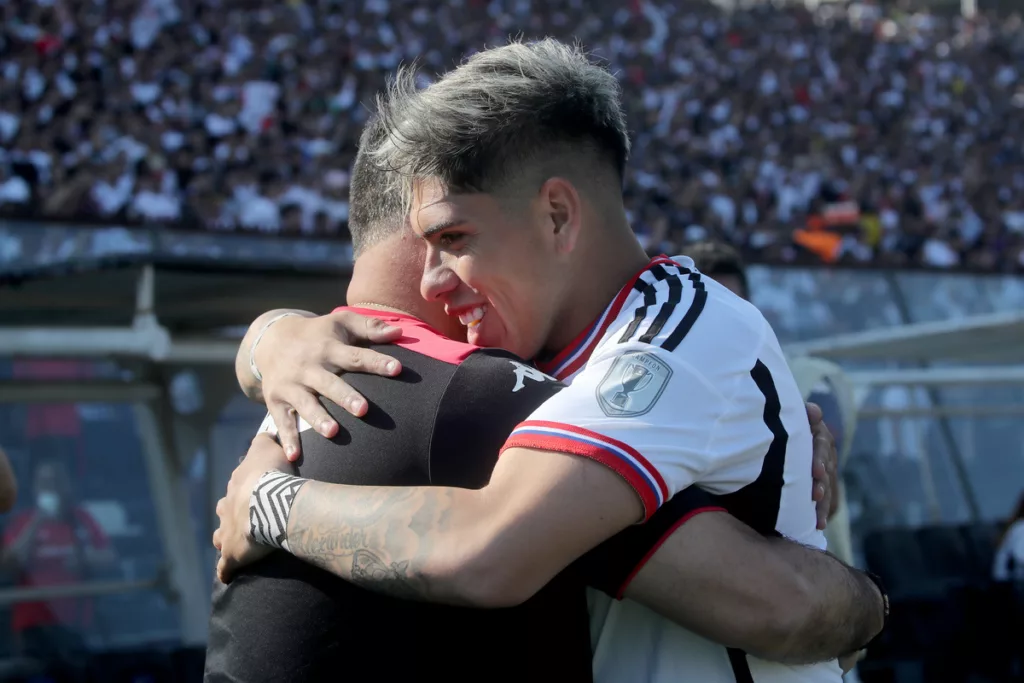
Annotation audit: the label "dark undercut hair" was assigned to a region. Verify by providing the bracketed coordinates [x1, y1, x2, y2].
[371, 38, 631, 201]
[687, 241, 750, 301]
[348, 116, 405, 257]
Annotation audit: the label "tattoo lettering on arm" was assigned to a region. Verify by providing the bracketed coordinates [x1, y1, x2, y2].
[350, 550, 422, 601]
[284, 482, 470, 604]
[282, 448, 637, 607]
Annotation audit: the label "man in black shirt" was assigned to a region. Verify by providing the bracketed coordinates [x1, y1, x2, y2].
[206, 316, 610, 682]
[205, 120, 719, 682]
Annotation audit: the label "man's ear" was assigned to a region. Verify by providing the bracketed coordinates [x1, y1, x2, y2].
[539, 177, 582, 255]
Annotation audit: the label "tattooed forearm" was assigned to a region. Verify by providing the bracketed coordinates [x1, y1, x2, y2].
[284, 481, 478, 605]
[349, 549, 425, 602]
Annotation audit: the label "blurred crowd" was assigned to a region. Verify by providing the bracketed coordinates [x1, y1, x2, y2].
[1, 0, 1023, 270]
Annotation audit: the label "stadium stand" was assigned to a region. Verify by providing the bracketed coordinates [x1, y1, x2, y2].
[0, 0, 1023, 270]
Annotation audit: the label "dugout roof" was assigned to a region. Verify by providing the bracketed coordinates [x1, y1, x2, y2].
[784, 309, 1024, 365]
[1, 222, 352, 330]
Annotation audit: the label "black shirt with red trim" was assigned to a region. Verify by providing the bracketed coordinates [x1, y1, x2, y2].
[205, 308, 716, 683]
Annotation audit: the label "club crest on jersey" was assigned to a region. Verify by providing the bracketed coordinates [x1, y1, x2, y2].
[596, 351, 672, 417]
[509, 360, 556, 392]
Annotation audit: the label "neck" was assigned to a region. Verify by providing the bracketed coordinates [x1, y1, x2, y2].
[542, 216, 650, 358]
[347, 245, 423, 316]
[346, 269, 427, 324]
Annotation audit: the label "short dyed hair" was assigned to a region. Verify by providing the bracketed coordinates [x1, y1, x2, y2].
[371, 38, 631, 201]
[348, 116, 405, 256]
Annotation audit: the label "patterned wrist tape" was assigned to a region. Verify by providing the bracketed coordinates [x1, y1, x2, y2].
[249, 471, 309, 552]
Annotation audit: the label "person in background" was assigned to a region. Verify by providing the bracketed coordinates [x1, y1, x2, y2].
[993, 492, 1024, 581]
[1, 459, 115, 682]
[0, 445, 17, 512]
[12, 359, 89, 477]
[992, 492, 1024, 680]
[685, 242, 752, 302]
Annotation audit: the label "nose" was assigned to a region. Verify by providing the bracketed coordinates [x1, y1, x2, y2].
[420, 246, 460, 302]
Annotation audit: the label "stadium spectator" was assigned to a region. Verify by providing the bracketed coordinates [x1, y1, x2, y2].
[685, 241, 751, 300]
[0, 0, 1023, 270]
[11, 360, 89, 476]
[1, 458, 115, 681]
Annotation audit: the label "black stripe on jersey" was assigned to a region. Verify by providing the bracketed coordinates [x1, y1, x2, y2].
[726, 649, 755, 683]
[617, 272, 661, 343]
[716, 359, 788, 533]
[661, 268, 707, 352]
[619, 265, 707, 347]
[718, 360, 789, 683]
[638, 266, 682, 344]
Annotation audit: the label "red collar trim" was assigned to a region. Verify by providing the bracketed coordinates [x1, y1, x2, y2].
[536, 255, 676, 380]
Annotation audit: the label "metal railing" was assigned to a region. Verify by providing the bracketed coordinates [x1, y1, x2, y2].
[0, 221, 353, 278]
[0, 573, 170, 607]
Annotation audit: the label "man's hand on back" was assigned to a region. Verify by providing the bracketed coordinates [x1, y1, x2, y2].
[244, 310, 404, 460]
[807, 402, 838, 530]
[213, 434, 293, 582]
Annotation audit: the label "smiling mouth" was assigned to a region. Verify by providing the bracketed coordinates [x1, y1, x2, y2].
[458, 305, 488, 328]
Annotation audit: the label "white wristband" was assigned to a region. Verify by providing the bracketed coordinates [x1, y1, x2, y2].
[249, 312, 303, 383]
[249, 470, 309, 552]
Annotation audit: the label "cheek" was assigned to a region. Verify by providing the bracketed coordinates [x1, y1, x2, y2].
[449, 256, 480, 291]
[505, 281, 549, 328]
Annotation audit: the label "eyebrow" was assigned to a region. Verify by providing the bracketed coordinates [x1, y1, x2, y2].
[421, 218, 467, 239]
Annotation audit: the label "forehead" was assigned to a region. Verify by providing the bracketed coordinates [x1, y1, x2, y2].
[410, 178, 447, 219]
[409, 177, 504, 235]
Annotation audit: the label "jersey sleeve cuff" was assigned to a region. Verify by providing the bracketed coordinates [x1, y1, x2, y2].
[500, 420, 669, 521]
[613, 504, 725, 599]
[571, 485, 725, 599]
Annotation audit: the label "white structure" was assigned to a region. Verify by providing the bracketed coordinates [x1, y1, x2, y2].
[0, 260, 346, 649]
[786, 309, 1024, 393]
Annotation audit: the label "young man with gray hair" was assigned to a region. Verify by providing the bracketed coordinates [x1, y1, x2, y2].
[216, 40, 887, 682]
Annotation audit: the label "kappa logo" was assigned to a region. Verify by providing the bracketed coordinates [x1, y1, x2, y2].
[596, 351, 673, 417]
[509, 360, 557, 393]
[258, 412, 314, 436]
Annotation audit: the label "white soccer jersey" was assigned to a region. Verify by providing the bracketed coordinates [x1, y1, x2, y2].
[501, 255, 842, 683]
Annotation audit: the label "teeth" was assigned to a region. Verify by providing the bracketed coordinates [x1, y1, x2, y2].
[458, 306, 487, 328]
